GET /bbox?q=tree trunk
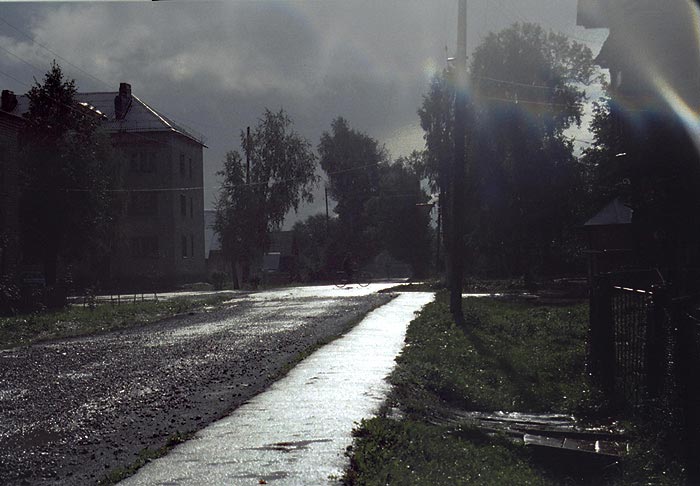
[230,259,240,290]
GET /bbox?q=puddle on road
[252,439,333,453]
[119,292,434,486]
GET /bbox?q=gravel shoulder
[0,290,393,485]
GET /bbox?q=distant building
[7,83,207,288]
[82,83,207,287]
[0,90,23,278]
[204,209,299,285]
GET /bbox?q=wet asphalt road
[120,292,434,486]
[0,285,394,485]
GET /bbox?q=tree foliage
[419,23,595,277]
[317,117,433,277]
[365,152,433,278]
[215,109,317,285]
[19,61,115,285]
[580,98,626,211]
[292,214,341,281]
[318,117,386,263]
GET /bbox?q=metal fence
[589,270,700,479]
[611,285,652,404]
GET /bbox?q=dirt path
[0,289,392,485]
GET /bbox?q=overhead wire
[0,14,211,138]
[0,14,112,89]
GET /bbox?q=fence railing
[589,270,700,479]
[589,271,680,406]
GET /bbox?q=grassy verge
[0,294,231,349]
[343,292,682,485]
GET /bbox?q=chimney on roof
[1,90,17,112]
[114,82,132,120]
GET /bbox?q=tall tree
[418,69,454,272]
[580,98,626,211]
[468,23,594,277]
[318,117,386,263]
[365,152,433,278]
[419,23,595,278]
[292,214,342,281]
[215,108,317,287]
[19,61,115,286]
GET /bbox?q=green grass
[345,418,549,486]
[390,294,592,419]
[343,292,644,485]
[0,294,231,349]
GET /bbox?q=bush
[0,276,20,316]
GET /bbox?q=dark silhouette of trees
[317,117,432,278]
[292,214,341,281]
[365,152,432,278]
[215,108,317,288]
[19,61,115,286]
[318,117,386,265]
[419,23,596,278]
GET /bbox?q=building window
[189,196,193,218]
[180,194,187,217]
[188,158,193,179]
[190,234,194,258]
[131,236,159,258]
[130,152,156,173]
[128,191,158,216]
[179,153,186,177]
[181,235,188,258]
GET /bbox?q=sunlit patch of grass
[0,295,231,349]
[344,418,550,486]
[342,292,602,485]
[344,292,686,484]
[390,294,592,417]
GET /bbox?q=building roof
[7,89,205,146]
[584,197,633,226]
[80,92,205,146]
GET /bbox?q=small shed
[583,197,636,279]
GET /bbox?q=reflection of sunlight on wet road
[119,292,434,486]
[246,282,398,301]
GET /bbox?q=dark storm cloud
[0,1,599,223]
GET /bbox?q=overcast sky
[0,1,607,226]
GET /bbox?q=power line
[489,0,601,45]
[0,15,211,137]
[474,75,580,92]
[223,162,385,190]
[0,67,29,88]
[25,185,204,194]
[0,14,112,90]
[0,43,48,75]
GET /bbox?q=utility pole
[448,0,467,325]
[325,185,330,234]
[245,126,251,184]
